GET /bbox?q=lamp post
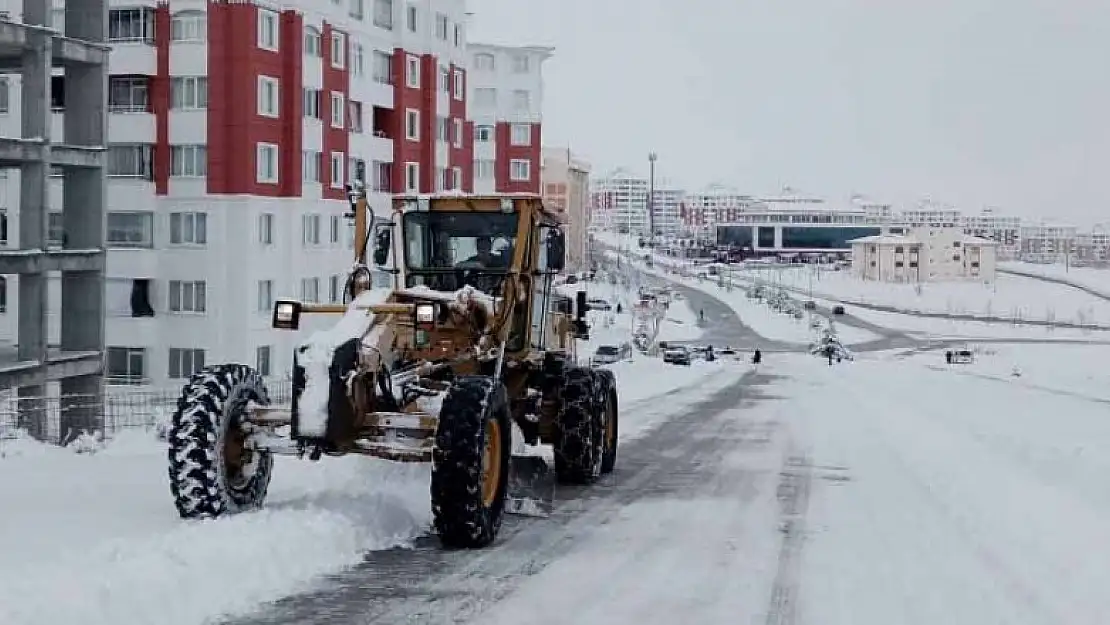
[648,152,657,244]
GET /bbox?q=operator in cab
[461,236,508,269]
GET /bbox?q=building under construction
[0,1,107,442]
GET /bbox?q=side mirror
[373,227,391,266]
[547,229,566,272]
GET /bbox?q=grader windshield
[402,211,520,295]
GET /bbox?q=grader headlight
[272,300,302,330]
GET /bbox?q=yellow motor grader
[166,184,619,548]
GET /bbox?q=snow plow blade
[506,454,555,517]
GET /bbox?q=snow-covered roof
[847,235,921,245]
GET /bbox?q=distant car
[946,349,974,364]
[591,344,630,366]
[718,346,738,356]
[663,345,692,366]
[587,298,612,311]
[565,275,578,284]
[803,300,817,310]
[832,305,846,315]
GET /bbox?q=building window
[303,88,321,119]
[330,152,345,188]
[106,347,146,385]
[474,88,496,108]
[348,100,364,132]
[474,159,494,179]
[330,215,341,243]
[302,214,321,245]
[0,77,8,114]
[168,280,207,313]
[169,348,206,379]
[330,31,346,68]
[257,280,273,312]
[0,210,7,245]
[405,162,419,192]
[0,276,5,313]
[474,52,495,70]
[107,76,149,113]
[512,89,530,111]
[453,118,463,147]
[512,54,529,73]
[256,346,272,376]
[106,212,154,248]
[108,8,154,43]
[510,123,530,146]
[170,76,207,110]
[107,144,153,178]
[349,0,365,20]
[454,24,460,46]
[451,166,461,190]
[474,125,493,142]
[437,116,449,142]
[406,54,420,88]
[406,3,417,31]
[373,0,393,29]
[329,274,340,302]
[301,277,321,302]
[405,108,419,140]
[510,159,530,181]
[453,70,464,100]
[348,156,366,183]
[257,8,279,51]
[257,75,279,117]
[350,42,365,76]
[330,92,345,128]
[258,213,273,244]
[302,150,322,182]
[370,160,392,192]
[171,10,206,41]
[304,26,321,56]
[170,145,206,177]
[372,50,392,84]
[435,13,448,39]
[169,212,207,245]
[257,143,279,183]
[438,65,450,92]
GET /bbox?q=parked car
[587,298,612,311]
[803,300,817,310]
[591,343,631,366]
[663,345,692,366]
[832,305,846,315]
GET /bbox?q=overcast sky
[467,0,1110,226]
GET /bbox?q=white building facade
[590,169,648,235]
[467,42,551,194]
[540,146,590,270]
[0,0,483,390]
[850,226,997,283]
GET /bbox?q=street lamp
[648,152,657,244]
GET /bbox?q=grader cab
[166,185,619,548]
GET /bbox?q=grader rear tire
[167,364,273,519]
[595,369,619,474]
[431,376,511,548]
[553,367,603,484]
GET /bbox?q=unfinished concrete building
[0,1,107,442]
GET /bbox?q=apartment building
[540,146,589,270]
[1019,222,1077,263]
[682,185,758,240]
[590,169,648,235]
[962,208,1021,259]
[0,0,475,390]
[467,42,551,193]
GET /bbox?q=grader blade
[506,454,555,517]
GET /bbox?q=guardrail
[0,377,294,445]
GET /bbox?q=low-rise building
[849,226,997,282]
[541,147,589,270]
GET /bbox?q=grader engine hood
[290,285,502,442]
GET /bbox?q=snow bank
[0,430,430,625]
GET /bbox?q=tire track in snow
[227,367,786,625]
[765,448,813,625]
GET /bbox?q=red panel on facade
[320,22,348,200]
[462,121,474,192]
[152,3,170,195]
[419,54,437,193]
[390,48,423,193]
[206,2,301,196]
[495,122,542,193]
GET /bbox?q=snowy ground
[845,305,1110,341]
[1001,261,1110,297]
[476,345,1110,624]
[0,277,727,625]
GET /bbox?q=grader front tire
[596,369,619,475]
[167,364,274,519]
[431,376,512,548]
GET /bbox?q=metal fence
[0,377,294,445]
